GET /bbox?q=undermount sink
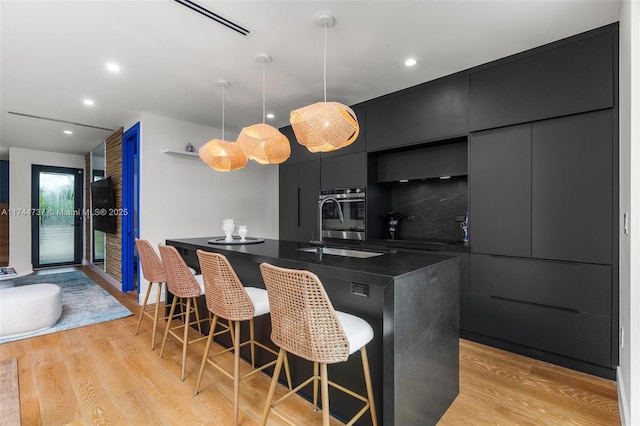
[298,247,385,258]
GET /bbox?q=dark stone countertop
[166,237,457,287]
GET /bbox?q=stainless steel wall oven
[320,187,365,240]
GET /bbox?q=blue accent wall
[0,160,8,203]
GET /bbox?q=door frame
[31,165,84,268]
[121,122,140,292]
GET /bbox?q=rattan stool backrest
[196,250,254,321]
[135,239,166,283]
[158,244,201,298]
[259,262,349,364]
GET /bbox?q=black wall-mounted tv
[91,176,116,234]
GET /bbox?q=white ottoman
[0,283,62,339]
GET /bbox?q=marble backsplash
[387,176,468,242]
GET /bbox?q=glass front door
[31,165,83,268]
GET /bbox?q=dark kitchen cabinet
[469,254,613,367]
[279,164,299,242]
[468,293,611,368]
[531,110,613,264]
[320,152,367,190]
[470,254,611,316]
[366,75,469,151]
[278,159,320,243]
[469,31,613,131]
[469,124,531,257]
[376,140,468,182]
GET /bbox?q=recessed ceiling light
[63,130,73,135]
[439,176,451,180]
[106,63,121,73]
[404,58,417,67]
[83,99,95,106]
[266,113,275,119]
[399,179,409,183]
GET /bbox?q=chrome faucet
[311,196,344,253]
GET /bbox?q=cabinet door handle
[487,254,587,266]
[489,295,580,314]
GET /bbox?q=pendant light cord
[221,84,225,140]
[323,22,327,103]
[262,59,266,124]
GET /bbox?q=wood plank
[0,358,21,426]
[33,361,81,425]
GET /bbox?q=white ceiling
[0,0,621,159]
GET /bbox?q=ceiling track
[8,112,115,132]
[173,0,251,36]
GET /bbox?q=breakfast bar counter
[167,237,459,425]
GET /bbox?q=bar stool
[259,262,378,426]
[135,239,198,350]
[194,250,291,426]
[158,244,210,381]
[134,238,168,350]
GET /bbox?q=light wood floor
[0,266,620,425]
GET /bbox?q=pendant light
[290,13,359,153]
[237,54,291,164]
[199,80,248,172]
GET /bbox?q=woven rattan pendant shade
[237,54,290,164]
[199,139,248,172]
[290,13,359,153]
[199,80,247,172]
[290,101,359,153]
[236,123,291,164]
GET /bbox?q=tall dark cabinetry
[469,125,531,257]
[469,31,613,131]
[278,160,320,243]
[467,26,617,376]
[531,110,613,264]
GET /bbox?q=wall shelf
[162,149,199,158]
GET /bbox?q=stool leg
[135,280,153,335]
[195,314,219,395]
[320,362,330,426]
[159,296,178,359]
[283,352,292,390]
[249,318,256,369]
[181,297,192,381]
[192,297,202,334]
[261,348,285,426]
[151,282,163,350]
[361,346,378,426]
[313,361,319,411]
[233,320,242,425]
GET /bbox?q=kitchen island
[167,237,459,425]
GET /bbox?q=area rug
[0,271,133,344]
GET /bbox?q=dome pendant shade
[290,102,359,153]
[237,123,291,164]
[199,139,248,172]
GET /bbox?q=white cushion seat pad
[244,287,270,317]
[193,274,205,295]
[335,311,374,355]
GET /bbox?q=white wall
[137,112,279,303]
[8,147,86,272]
[618,1,639,424]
